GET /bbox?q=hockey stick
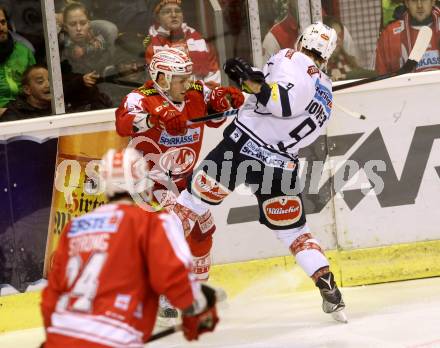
[333,26,432,92]
[188,108,239,124]
[188,102,366,124]
[148,324,183,343]
[147,287,228,343]
[189,26,431,124]
[334,101,366,120]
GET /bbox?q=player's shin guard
[289,232,329,277]
[192,252,211,282]
[187,214,215,281]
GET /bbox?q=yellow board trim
[1,240,440,333]
[0,292,42,333]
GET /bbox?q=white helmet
[100,148,151,198]
[149,47,193,90]
[298,22,337,61]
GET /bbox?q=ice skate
[157,295,179,327]
[316,272,348,323]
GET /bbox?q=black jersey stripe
[279,85,292,117]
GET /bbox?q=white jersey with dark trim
[236,49,333,157]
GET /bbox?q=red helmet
[100,148,151,198]
[149,47,193,90]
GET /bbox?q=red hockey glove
[151,105,188,136]
[209,86,245,112]
[182,284,219,341]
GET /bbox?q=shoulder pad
[138,86,159,96]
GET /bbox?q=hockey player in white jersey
[171,22,347,323]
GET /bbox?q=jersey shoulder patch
[285,49,295,59]
[307,65,320,77]
[188,81,204,93]
[138,86,159,97]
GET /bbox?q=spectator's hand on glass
[83,71,99,87]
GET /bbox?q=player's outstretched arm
[224,57,294,118]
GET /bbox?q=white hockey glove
[132,112,153,133]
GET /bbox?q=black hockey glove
[223,57,265,91]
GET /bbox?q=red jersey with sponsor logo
[41,202,197,348]
[115,80,225,191]
[375,8,440,74]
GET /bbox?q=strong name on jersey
[41,203,197,348]
[235,49,333,157]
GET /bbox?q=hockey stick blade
[334,102,366,120]
[408,26,432,62]
[334,26,432,92]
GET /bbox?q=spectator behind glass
[324,17,376,81]
[59,2,112,110]
[0,6,36,108]
[262,0,361,64]
[0,64,55,122]
[375,0,440,74]
[145,0,221,85]
[262,0,300,62]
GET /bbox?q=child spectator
[145,0,221,84]
[375,0,440,74]
[0,6,35,107]
[1,64,53,122]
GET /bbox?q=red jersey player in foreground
[115,48,243,321]
[40,148,219,347]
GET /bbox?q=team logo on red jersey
[159,147,196,175]
[263,196,302,227]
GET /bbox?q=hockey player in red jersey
[40,148,219,347]
[115,47,243,319]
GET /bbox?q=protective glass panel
[0,1,53,122]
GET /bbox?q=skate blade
[331,309,348,323]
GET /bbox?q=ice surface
[1,274,439,348]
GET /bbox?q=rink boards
[1,71,440,333]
